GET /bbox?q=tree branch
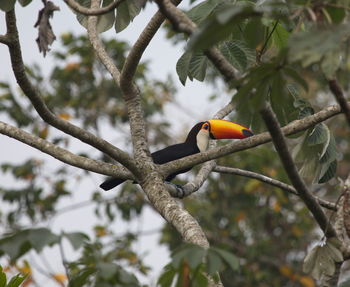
[121,0,181,86]
[155,0,238,82]
[0,120,132,179]
[213,165,337,211]
[260,104,336,238]
[4,9,137,175]
[0,34,11,45]
[328,79,350,127]
[64,0,125,15]
[161,103,343,181]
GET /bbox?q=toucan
[100,120,253,191]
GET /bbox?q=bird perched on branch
[100,120,253,191]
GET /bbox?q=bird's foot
[165,181,185,198]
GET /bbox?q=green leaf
[27,228,59,252]
[188,3,258,51]
[284,67,308,91]
[176,51,193,85]
[211,247,239,271]
[186,246,206,269]
[0,228,59,261]
[307,124,328,146]
[63,232,89,250]
[206,249,224,275]
[158,264,176,287]
[188,52,208,82]
[326,238,343,263]
[320,134,337,164]
[0,0,16,12]
[272,23,289,49]
[6,274,26,287]
[18,0,32,7]
[115,0,144,33]
[76,0,116,33]
[0,270,6,287]
[220,40,254,71]
[318,160,337,184]
[325,6,346,24]
[97,262,118,280]
[187,0,220,24]
[303,241,340,281]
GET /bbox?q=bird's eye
[203,124,209,130]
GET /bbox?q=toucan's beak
[208,120,253,139]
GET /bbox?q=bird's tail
[100,177,125,191]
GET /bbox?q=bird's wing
[151,143,199,164]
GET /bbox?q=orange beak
[208,120,253,139]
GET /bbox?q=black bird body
[100,120,253,191]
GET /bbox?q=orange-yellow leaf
[299,276,315,287]
[272,201,281,213]
[53,273,67,284]
[64,63,80,71]
[58,113,71,121]
[235,211,246,222]
[279,265,292,277]
[39,126,49,139]
[292,226,303,237]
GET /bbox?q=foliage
[0,265,27,287]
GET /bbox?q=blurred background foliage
[0,0,350,286]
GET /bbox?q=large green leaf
[63,232,89,250]
[206,249,224,275]
[76,0,116,33]
[176,51,193,85]
[220,40,255,71]
[0,268,6,287]
[188,52,208,82]
[186,0,221,24]
[188,3,259,51]
[115,0,145,33]
[6,274,27,287]
[303,239,343,280]
[210,247,239,271]
[307,124,329,146]
[0,228,59,261]
[0,0,16,12]
[288,23,350,72]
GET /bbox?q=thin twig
[258,20,279,62]
[260,104,336,238]
[328,79,350,127]
[213,165,336,211]
[64,0,125,15]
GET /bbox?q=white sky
[0,1,231,286]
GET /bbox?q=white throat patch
[196,129,209,152]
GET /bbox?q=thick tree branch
[155,0,238,82]
[87,0,151,171]
[64,0,125,15]
[161,103,343,180]
[0,120,132,180]
[260,104,336,238]
[213,165,336,211]
[4,9,137,175]
[328,79,350,127]
[0,34,11,45]
[121,0,181,86]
